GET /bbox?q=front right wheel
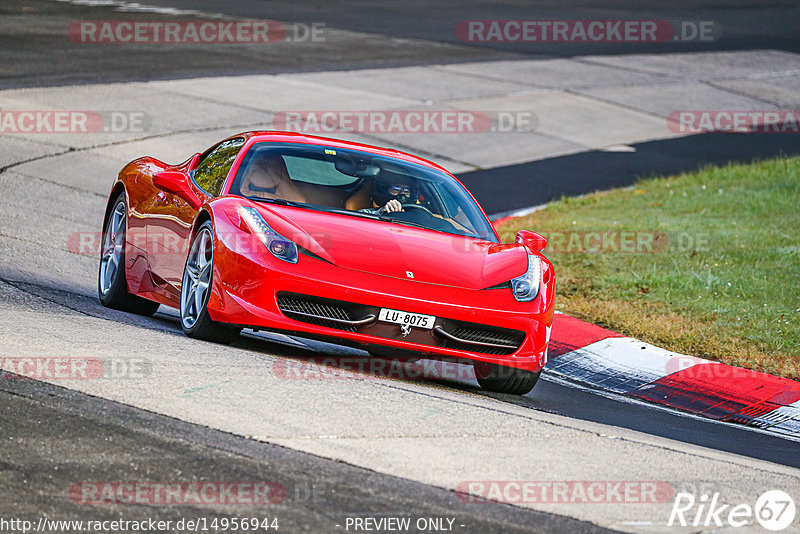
[474,361,540,395]
[180,221,241,344]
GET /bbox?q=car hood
[257,204,528,290]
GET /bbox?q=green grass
[498,156,800,379]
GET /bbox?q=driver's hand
[380,199,403,213]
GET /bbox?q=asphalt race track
[1,1,799,533]
[466,132,800,216]
[0,370,611,534]
[5,0,800,89]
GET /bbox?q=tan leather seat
[240,154,307,203]
[345,179,374,211]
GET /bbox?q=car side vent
[277,293,376,333]
[435,324,524,355]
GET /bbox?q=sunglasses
[388,184,413,196]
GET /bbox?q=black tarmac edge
[0,372,617,534]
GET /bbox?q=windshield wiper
[329,208,437,229]
[332,208,485,238]
[329,209,388,221]
[250,197,305,208]
[328,209,438,231]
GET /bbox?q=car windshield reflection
[230,143,497,242]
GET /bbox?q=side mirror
[153,170,202,210]
[515,230,547,252]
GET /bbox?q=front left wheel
[98,193,160,316]
[180,221,241,344]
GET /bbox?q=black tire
[474,361,540,395]
[98,192,160,316]
[179,220,241,344]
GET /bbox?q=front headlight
[510,255,541,302]
[239,206,298,263]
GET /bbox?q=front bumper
[207,216,554,372]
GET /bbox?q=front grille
[277,295,359,332]
[276,292,525,355]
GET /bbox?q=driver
[361,175,419,215]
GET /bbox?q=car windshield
[229,143,497,242]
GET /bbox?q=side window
[193,137,245,196]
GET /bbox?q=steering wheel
[401,203,433,216]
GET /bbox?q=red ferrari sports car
[99,131,554,394]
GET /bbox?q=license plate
[378,308,436,330]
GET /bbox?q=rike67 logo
[669,490,796,531]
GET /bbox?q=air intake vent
[435,324,524,355]
[277,295,360,332]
